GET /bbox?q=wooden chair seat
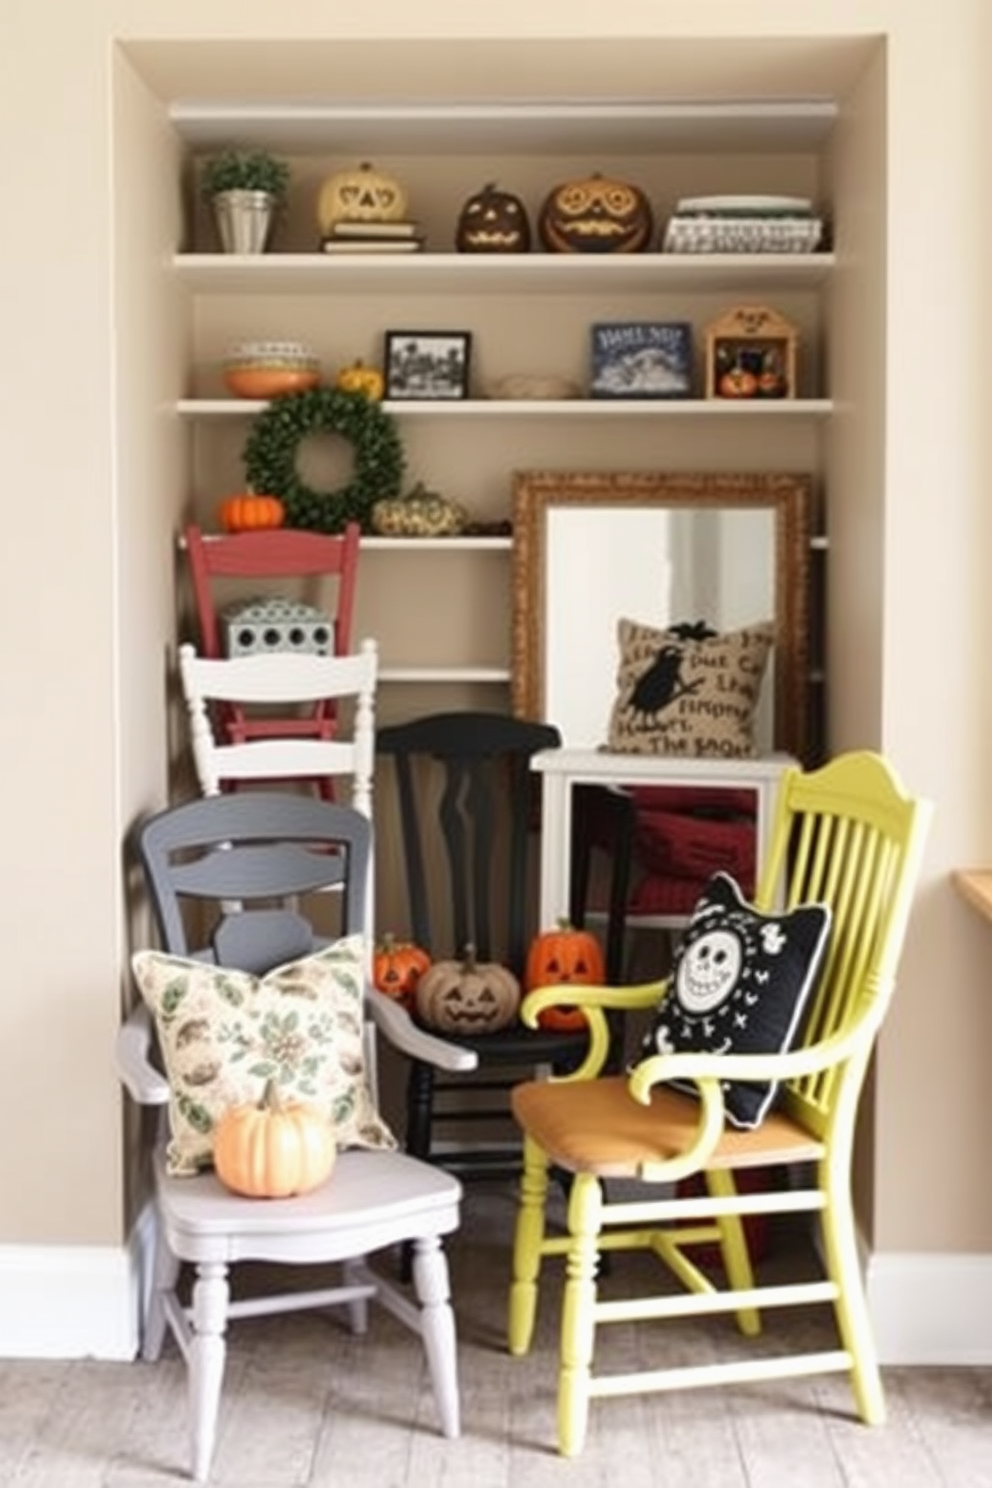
[153,1146,461,1261]
[511,1074,823,1180]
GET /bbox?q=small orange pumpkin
[218,489,286,533]
[525,918,605,1031]
[213,1079,336,1199]
[372,932,431,1010]
[717,367,759,399]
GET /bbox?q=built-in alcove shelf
[177,397,833,419]
[175,95,836,709]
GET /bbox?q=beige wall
[1,0,990,1297]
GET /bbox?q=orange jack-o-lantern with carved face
[414,945,520,1035]
[372,933,431,1011]
[317,161,408,234]
[525,919,605,1031]
[456,182,532,253]
[539,172,654,254]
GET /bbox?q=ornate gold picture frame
[510,470,813,760]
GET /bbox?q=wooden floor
[3,1181,992,1487]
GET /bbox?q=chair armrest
[366,987,479,1073]
[629,1003,877,1101]
[116,1003,171,1107]
[623,1003,881,1182]
[519,979,666,1080]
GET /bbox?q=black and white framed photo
[383,330,472,400]
[589,321,693,399]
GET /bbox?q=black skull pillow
[639,871,832,1128]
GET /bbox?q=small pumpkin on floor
[525,918,605,1031]
[213,1079,336,1198]
[415,943,520,1034]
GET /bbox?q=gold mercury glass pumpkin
[371,481,467,537]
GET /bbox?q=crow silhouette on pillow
[630,621,716,714]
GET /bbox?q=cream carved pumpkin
[414,944,520,1035]
[317,161,409,233]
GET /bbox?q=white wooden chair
[178,638,378,817]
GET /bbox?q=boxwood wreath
[242,387,405,533]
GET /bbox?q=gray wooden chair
[117,790,474,1482]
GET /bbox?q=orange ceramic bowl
[223,365,322,398]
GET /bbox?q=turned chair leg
[411,1234,460,1438]
[142,1222,179,1362]
[188,1261,230,1484]
[400,1060,437,1283]
[707,1168,761,1336]
[508,1134,552,1356]
[821,1164,886,1424]
[558,1172,602,1457]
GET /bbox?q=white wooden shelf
[361,536,511,552]
[174,251,835,297]
[378,665,510,684]
[178,397,833,419]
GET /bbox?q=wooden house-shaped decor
[704,304,798,400]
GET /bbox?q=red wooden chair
[183,523,361,796]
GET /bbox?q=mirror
[510,471,812,760]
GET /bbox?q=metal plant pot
[212,189,278,254]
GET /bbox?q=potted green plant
[200,149,290,254]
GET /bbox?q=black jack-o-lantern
[455,182,532,253]
[538,172,654,254]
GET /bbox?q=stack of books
[662,195,823,255]
[320,220,425,254]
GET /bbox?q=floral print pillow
[131,934,395,1176]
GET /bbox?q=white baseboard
[3,1218,992,1365]
[0,1205,155,1361]
[868,1251,992,1365]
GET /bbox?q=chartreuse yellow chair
[507,751,932,1456]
